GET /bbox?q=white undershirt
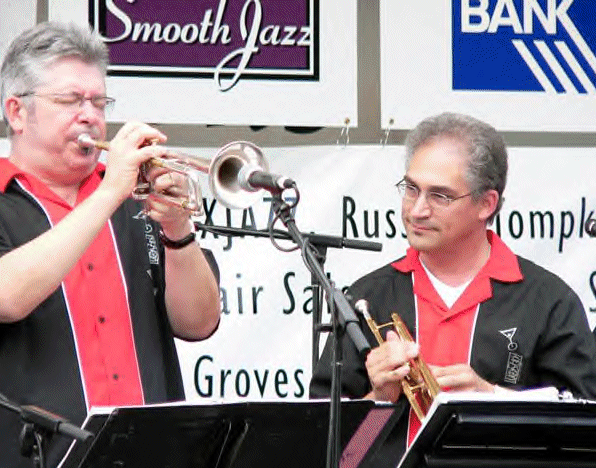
[420,261,473,309]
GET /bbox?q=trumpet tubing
[355,300,440,421]
[77,134,269,212]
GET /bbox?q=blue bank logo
[453,0,596,93]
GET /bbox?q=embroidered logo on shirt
[133,209,147,220]
[143,220,160,266]
[132,210,160,266]
[504,352,523,384]
[499,327,518,351]
[500,327,522,384]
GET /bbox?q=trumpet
[77,134,269,215]
[354,299,441,421]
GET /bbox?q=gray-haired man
[311,112,596,468]
[0,22,220,468]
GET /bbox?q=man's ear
[479,189,499,222]
[4,96,27,135]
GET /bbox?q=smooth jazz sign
[49,0,357,126]
[380,0,596,131]
[92,0,318,92]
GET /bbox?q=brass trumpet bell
[208,141,269,210]
[355,300,441,421]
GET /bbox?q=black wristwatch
[158,229,196,249]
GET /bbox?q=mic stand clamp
[19,419,49,468]
[267,193,370,468]
[0,395,93,468]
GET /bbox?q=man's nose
[76,100,103,123]
[409,193,432,217]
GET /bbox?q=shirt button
[98,316,106,324]
[113,374,119,381]
[87,263,94,271]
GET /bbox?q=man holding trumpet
[0,22,220,467]
[311,112,596,467]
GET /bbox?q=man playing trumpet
[310,112,596,467]
[0,22,220,468]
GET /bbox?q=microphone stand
[0,393,93,468]
[193,222,381,372]
[204,190,371,468]
[268,193,371,468]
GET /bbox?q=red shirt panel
[0,159,144,408]
[392,232,523,444]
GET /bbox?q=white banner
[177,144,596,402]
[1,140,595,400]
[47,0,357,127]
[0,0,36,60]
[380,0,596,131]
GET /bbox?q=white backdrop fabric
[0,0,36,60]
[177,144,596,402]
[1,141,595,401]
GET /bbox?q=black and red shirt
[0,159,144,408]
[310,232,596,468]
[0,160,218,468]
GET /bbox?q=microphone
[238,165,295,193]
[21,405,94,441]
[586,217,596,237]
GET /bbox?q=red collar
[391,230,523,283]
[0,159,27,193]
[0,158,106,204]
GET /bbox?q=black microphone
[21,405,94,441]
[238,165,295,193]
[585,217,596,237]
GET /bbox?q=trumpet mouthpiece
[77,133,95,148]
[354,299,371,319]
[77,134,110,151]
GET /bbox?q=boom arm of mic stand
[194,222,383,252]
[0,395,93,442]
[194,222,378,369]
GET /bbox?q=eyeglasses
[17,91,115,113]
[395,178,473,209]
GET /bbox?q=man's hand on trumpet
[430,363,495,393]
[364,330,420,402]
[365,336,496,401]
[98,121,167,205]
[145,166,196,239]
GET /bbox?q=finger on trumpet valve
[76,134,266,212]
[356,298,441,419]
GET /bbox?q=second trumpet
[77,134,269,215]
[355,299,441,421]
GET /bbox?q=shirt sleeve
[534,286,596,400]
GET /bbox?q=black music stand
[59,400,401,468]
[398,393,596,468]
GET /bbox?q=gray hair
[404,112,508,224]
[1,21,109,136]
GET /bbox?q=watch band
[158,229,196,249]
